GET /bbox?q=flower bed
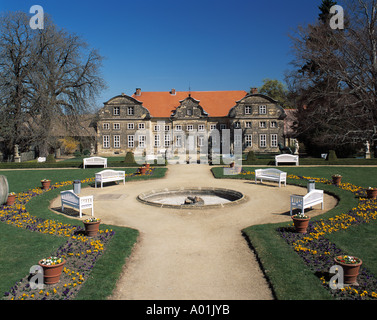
[277,174,377,300]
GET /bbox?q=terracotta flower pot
[334,257,362,285]
[41,180,51,190]
[292,217,311,234]
[83,220,101,237]
[38,259,66,285]
[6,194,16,206]
[139,166,147,175]
[332,176,342,186]
[366,188,377,199]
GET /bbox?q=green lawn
[0,167,166,300]
[213,166,377,300]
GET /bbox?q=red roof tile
[131,90,248,117]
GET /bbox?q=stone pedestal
[365,152,371,159]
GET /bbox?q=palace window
[234,122,241,129]
[128,135,134,148]
[220,124,227,130]
[198,136,205,147]
[165,125,170,131]
[245,106,252,114]
[176,136,182,147]
[187,109,193,116]
[127,123,134,130]
[260,121,267,129]
[187,125,194,131]
[245,135,253,147]
[259,134,267,148]
[198,124,205,131]
[245,122,252,128]
[127,106,134,115]
[234,134,242,148]
[114,135,120,148]
[103,123,110,130]
[175,125,182,131]
[259,105,267,115]
[271,134,278,148]
[271,121,277,128]
[113,107,120,116]
[164,135,171,147]
[210,124,217,131]
[103,135,110,148]
[113,123,120,130]
[154,135,160,147]
[138,123,145,129]
[154,125,160,132]
[138,135,146,148]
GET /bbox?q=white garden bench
[255,169,287,187]
[275,154,299,166]
[290,190,324,216]
[61,190,94,218]
[83,157,107,169]
[37,157,46,163]
[95,169,125,188]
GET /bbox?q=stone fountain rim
[137,187,247,210]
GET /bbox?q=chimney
[251,88,258,95]
[135,88,141,96]
[170,88,176,95]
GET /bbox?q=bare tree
[287,0,377,156]
[0,11,106,157]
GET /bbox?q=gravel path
[51,165,337,300]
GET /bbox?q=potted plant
[292,212,311,234]
[41,179,51,190]
[83,217,101,237]
[334,255,363,285]
[144,163,150,170]
[332,174,342,186]
[366,187,377,199]
[6,192,16,206]
[139,166,147,175]
[38,256,66,285]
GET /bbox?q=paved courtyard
[51,165,338,300]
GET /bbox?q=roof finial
[188,82,191,97]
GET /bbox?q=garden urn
[139,166,147,175]
[366,188,377,199]
[83,219,101,237]
[292,216,311,234]
[332,175,342,186]
[6,193,16,206]
[334,256,362,285]
[41,179,51,190]
[38,258,66,285]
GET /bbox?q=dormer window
[245,106,252,114]
[113,107,120,116]
[187,109,193,116]
[259,105,267,115]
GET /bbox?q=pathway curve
[51,165,338,300]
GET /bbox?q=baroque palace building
[94,88,287,159]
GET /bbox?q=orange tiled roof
[131,90,248,117]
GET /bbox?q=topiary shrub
[327,150,338,163]
[124,152,136,164]
[46,154,56,163]
[246,151,257,163]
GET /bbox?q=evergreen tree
[318,0,337,23]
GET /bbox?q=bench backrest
[96,170,124,177]
[256,169,285,176]
[61,190,79,203]
[304,190,323,202]
[276,154,298,161]
[84,157,106,163]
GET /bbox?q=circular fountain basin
[137,187,245,209]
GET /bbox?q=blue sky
[0,0,323,108]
